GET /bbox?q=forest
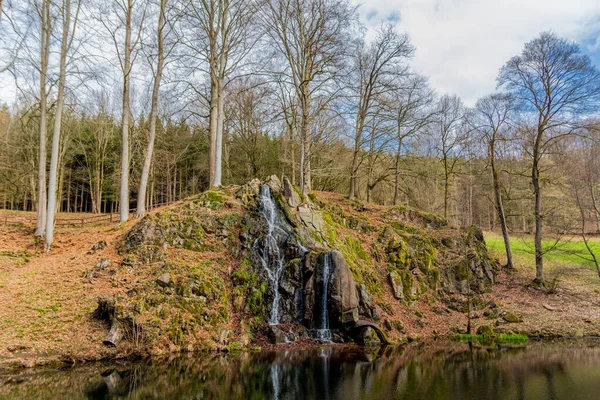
[1,0,600,287]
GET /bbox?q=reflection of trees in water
[3,342,600,399]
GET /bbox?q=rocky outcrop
[329,250,360,326]
[112,175,499,351]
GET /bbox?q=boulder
[247,178,261,195]
[94,258,112,271]
[476,325,495,336]
[357,283,380,319]
[266,325,288,344]
[502,311,523,323]
[156,273,172,288]
[283,177,302,208]
[265,175,282,193]
[355,326,381,346]
[91,241,107,251]
[329,250,359,326]
[388,271,404,300]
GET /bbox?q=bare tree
[497,32,600,285]
[472,93,515,269]
[34,0,52,236]
[347,23,413,200]
[388,74,434,205]
[45,0,80,250]
[183,0,259,188]
[435,94,466,221]
[137,0,168,218]
[99,0,146,222]
[262,0,354,195]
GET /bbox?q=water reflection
[2,341,600,399]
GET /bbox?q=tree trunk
[532,145,544,284]
[491,146,514,269]
[300,92,311,195]
[137,0,166,218]
[349,123,361,200]
[45,0,72,251]
[214,75,225,187]
[119,0,133,223]
[443,160,450,221]
[393,146,401,206]
[35,0,51,237]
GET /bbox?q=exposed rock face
[246,178,381,339]
[329,250,360,326]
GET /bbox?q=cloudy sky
[1,1,599,106]
[354,0,600,105]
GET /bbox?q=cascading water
[255,185,288,325]
[254,183,333,340]
[313,252,333,341]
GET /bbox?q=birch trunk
[137,0,166,217]
[119,0,133,223]
[35,0,51,237]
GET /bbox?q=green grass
[485,233,600,270]
[455,333,529,344]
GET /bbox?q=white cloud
[353,0,600,105]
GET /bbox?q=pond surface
[2,341,600,399]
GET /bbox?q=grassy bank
[485,232,600,272]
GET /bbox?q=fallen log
[103,318,123,347]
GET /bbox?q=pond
[2,340,600,399]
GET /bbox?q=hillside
[1,177,600,370]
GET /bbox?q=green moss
[344,235,369,261]
[196,190,227,208]
[232,254,267,317]
[426,267,441,290]
[454,333,528,344]
[320,211,339,244]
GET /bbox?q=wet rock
[156,273,172,288]
[332,332,345,343]
[265,325,304,344]
[388,271,404,300]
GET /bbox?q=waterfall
[314,252,332,341]
[255,185,288,325]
